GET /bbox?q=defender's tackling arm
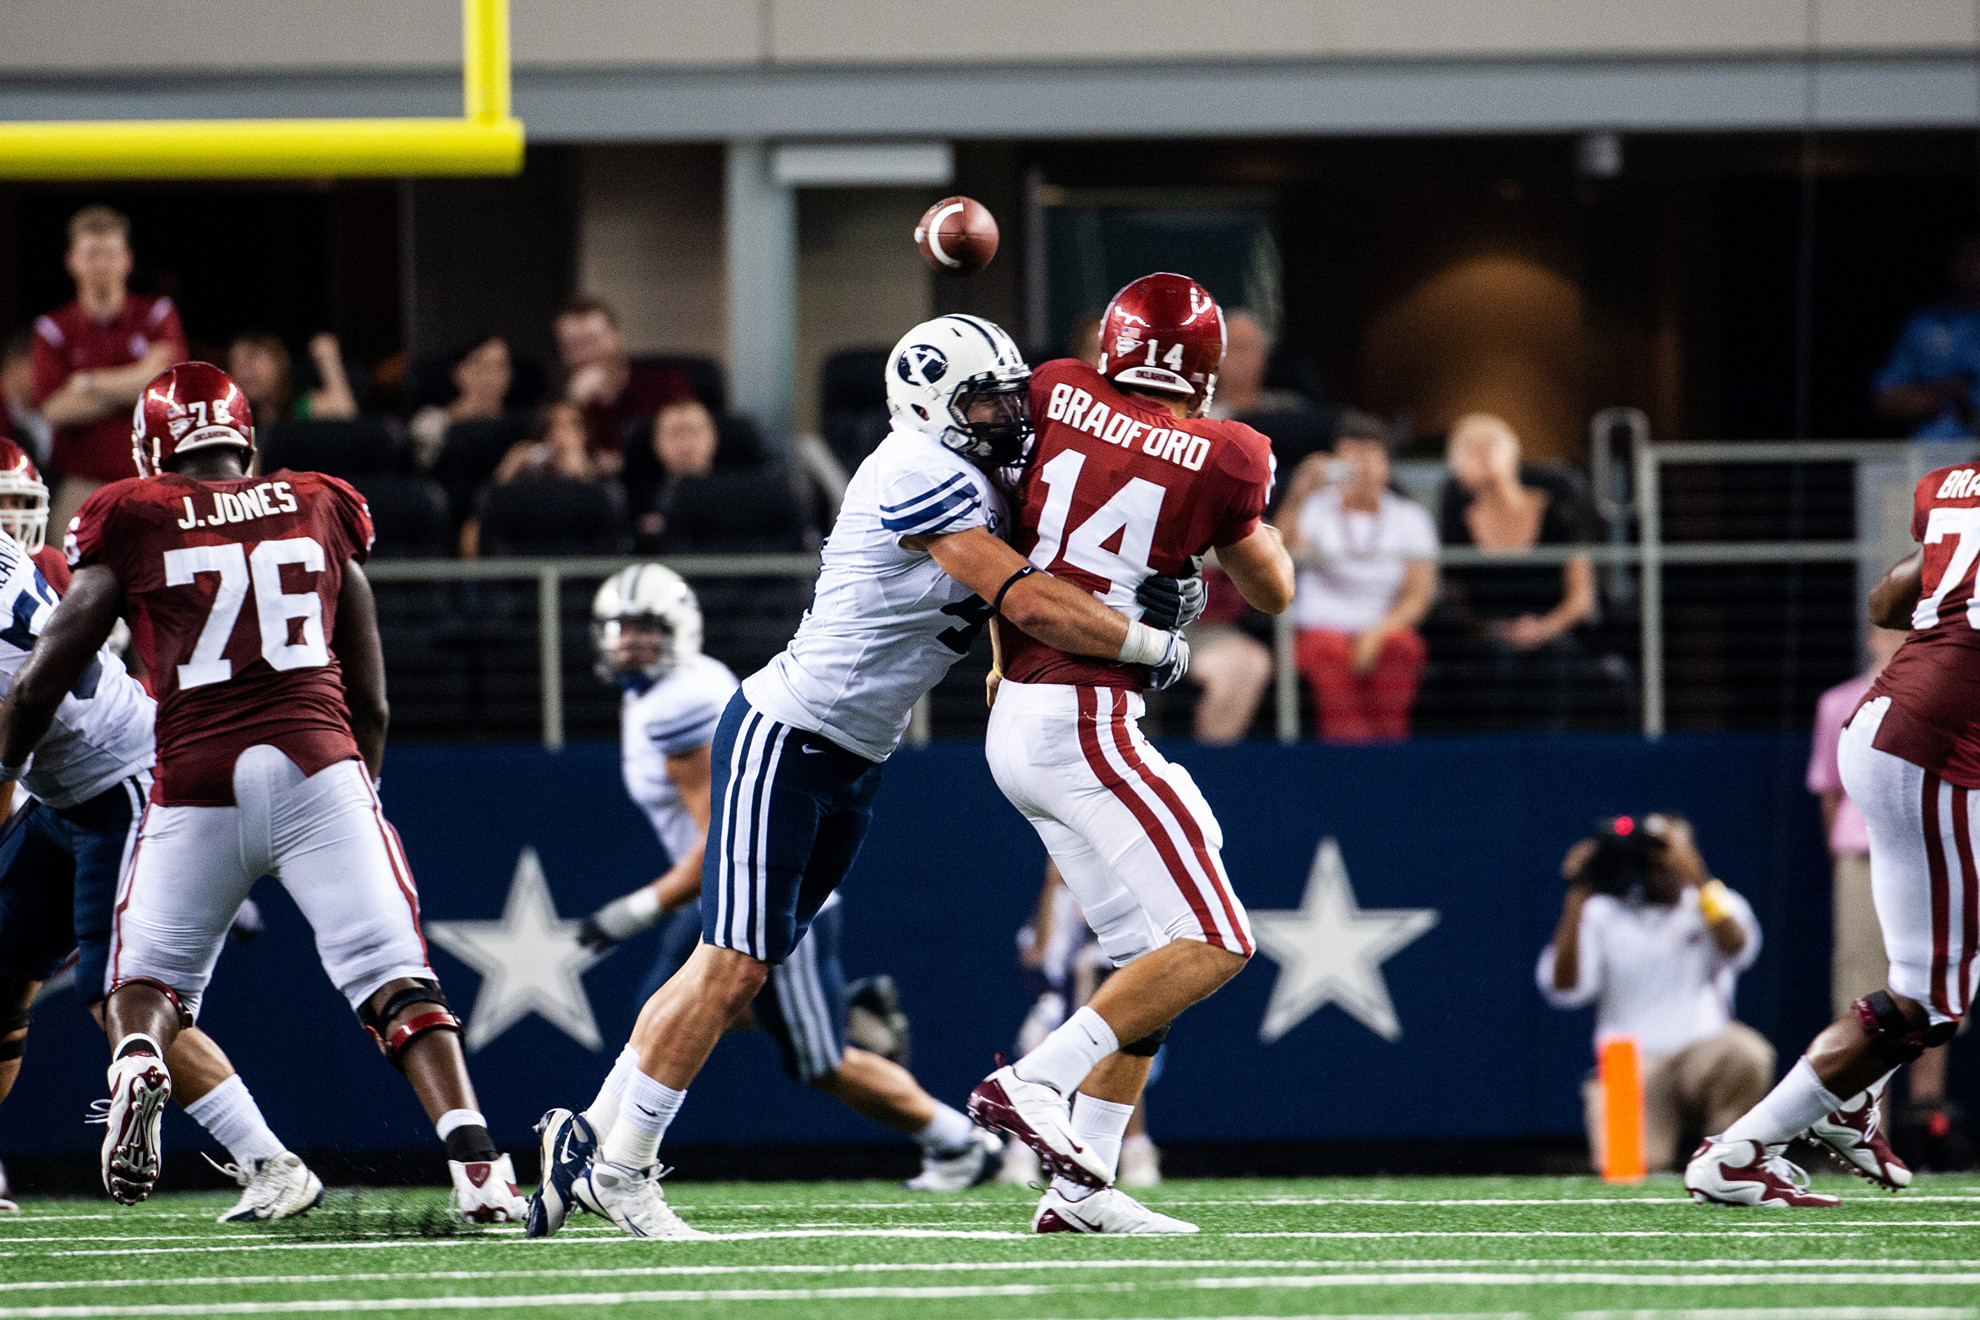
[0,564,123,774]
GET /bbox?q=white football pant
[987,680,1252,964]
[1839,697,1980,1025]
[108,745,432,1018]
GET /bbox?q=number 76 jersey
[1001,357,1273,690]
[66,469,374,807]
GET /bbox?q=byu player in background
[566,566,999,1209]
[530,315,1195,1239]
[0,440,322,1223]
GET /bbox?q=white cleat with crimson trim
[98,1051,172,1205]
[449,1154,527,1224]
[1684,1138,1841,1208]
[1807,1089,1912,1191]
[1032,1185,1198,1234]
[967,1064,1112,1188]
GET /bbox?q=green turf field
[2,1173,1978,1317]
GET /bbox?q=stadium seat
[1240,408,1339,496]
[346,474,453,558]
[656,471,811,554]
[616,410,770,475]
[404,351,547,413]
[819,347,892,468]
[477,478,627,557]
[436,415,529,521]
[259,418,401,478]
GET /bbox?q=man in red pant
[1277,415,1436,742]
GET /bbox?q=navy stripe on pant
[701,692,883,965]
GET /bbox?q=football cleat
[903,1126,1003,1192]
[211,1152,325,1224]
[967,1064,1112,1188]
[96,1052,172,1205]
[572,1159,710,1240]
[1684,1138,1842,1208]
[1033,1185,1198,1234]
[1117,1133,1162,1188]
[1808,1086,1912,1192]
[526,1107,597,1238]
[449,1154,526,1224]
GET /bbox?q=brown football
[915,195,999,276]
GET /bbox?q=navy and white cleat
[526,1108,597,1239]
[903,1126,1004,1192]
[212,1152,325,1224]
[572,1160,709,1240]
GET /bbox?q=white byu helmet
[884,314,1032,466]
[592,563,703,690]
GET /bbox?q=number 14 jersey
[1866,463,1980,788]
[1002,358,1273,690]
[67,470,374,806]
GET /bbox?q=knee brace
[359,979,460,1063]
[107,976,192,1029]
[1853,990,1958,1067]
[1120,1022,1171,1057]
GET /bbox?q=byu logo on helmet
[897,344,949,388]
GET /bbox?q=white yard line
[3,1273,1980,1318]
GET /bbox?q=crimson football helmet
[131,362,254,478]
[1096,273,1226,415]
[0,440,48,552]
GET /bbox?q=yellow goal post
[0,0,524,179]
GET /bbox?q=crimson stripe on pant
[1073,686,1229,951]
[364,775,429,961]
[1924,771,1954,1017]
[1104,695,1252,957]
[106,803,152,986]
[1959,785,1980,1017]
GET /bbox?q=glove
[1136,570,1207,631]
[580,885,664,953]
[1146,630,1192,692]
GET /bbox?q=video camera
[1576,814,1669,897]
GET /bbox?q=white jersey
[622,653,739,862]
[743,426,1006,762]
[0,535,153,809]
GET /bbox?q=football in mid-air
[915,196,999,276]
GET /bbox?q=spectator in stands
[1278,413,1438,742]
[1808,626,1972,1168]
[1876,235,1980,439]
[1436,414,1599,728]
[553,296,693,472]
[459,401,602,557]
[1,330,51,468]
[1538,813,1772,1173]
[1207,311,1310,421]
[629,398,719,549]
[408,334,512,469]
[226,331,359,424]
[31,205,186,530]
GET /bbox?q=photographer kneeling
[1537,814,1774,1172]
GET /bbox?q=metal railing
[371,436,1965,748]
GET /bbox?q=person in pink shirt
[1810,625,1968,1167]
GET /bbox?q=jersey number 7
[164,536,330,689]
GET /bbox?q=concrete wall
[2,0,1972,73]
[571,146,932,434]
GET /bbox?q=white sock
[1722,1057,1845,1146]
[600,1068,686,1170]
[435,1108,485,1143]
[915,1102,976,1154]
[1050,1092,1135,1199]
[583,1045,640,1137]
[181,1075,286,1166]
[1012,1007,1118,1096]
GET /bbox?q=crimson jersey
[1002,359,1273,689]
[32,295,186,481]
[66,469,374,806]
[1865,464,1980,788]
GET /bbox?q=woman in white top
[1274,415,1438,742]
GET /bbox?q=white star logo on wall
[425,847,607,1053]
[1251,837,1438,1044]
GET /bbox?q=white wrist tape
[1115,620,1172,667]
[596,885,665,940]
